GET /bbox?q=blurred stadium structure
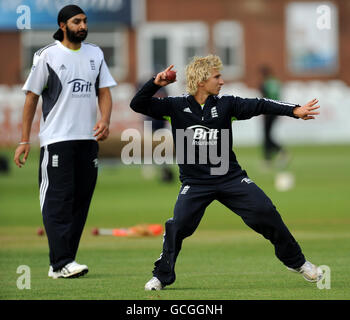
[0,0,349,149]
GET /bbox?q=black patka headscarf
[53,5,85,41]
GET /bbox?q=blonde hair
[185,54,223,95]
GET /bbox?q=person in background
[259,65,289,169]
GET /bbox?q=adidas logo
[241,177,253,184]
[180,185,190,194]
[59,64,66,71]
[183,107,192,113]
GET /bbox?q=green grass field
[0,144,349,300]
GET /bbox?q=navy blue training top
[130,79,299,185]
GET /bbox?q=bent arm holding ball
[153,65,177,87]
[130,65,177,119]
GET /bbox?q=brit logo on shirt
[90,60,95,70]
[211,106,218,118]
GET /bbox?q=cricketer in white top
[22,40,117,147]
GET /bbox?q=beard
[66,25,88,43]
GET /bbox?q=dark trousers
[39,140,98,271]
[153,173,305,285]
[263,114,282,160]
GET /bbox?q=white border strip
[262,97,296,107]
[39,146,49,212]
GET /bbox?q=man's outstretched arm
[231,96,320,120]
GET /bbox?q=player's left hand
[93,120,110,141]
[293,98,320,120]
[14,144,30,168]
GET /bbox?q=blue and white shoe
[48,266,63,279]
[60,261,88,278]
[287,261,323,282]
[145,277,164,290]
[49,261,88,279]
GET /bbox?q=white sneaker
[60,261,89,278]
[48,266,63,279]
[287,261,323,282]
[145,277,164,291]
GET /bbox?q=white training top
[22,40,117,147]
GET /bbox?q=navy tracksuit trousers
[39,140,98,271]
[153,173,306,285]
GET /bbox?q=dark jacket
[130,78,298,184]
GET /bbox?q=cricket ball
[92,227,99,236]
[37,227,44,236]
[166,70,176,82]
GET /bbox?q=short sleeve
[98,57,117,89]
[22,53,49,95]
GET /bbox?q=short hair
[185,55,223,95]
